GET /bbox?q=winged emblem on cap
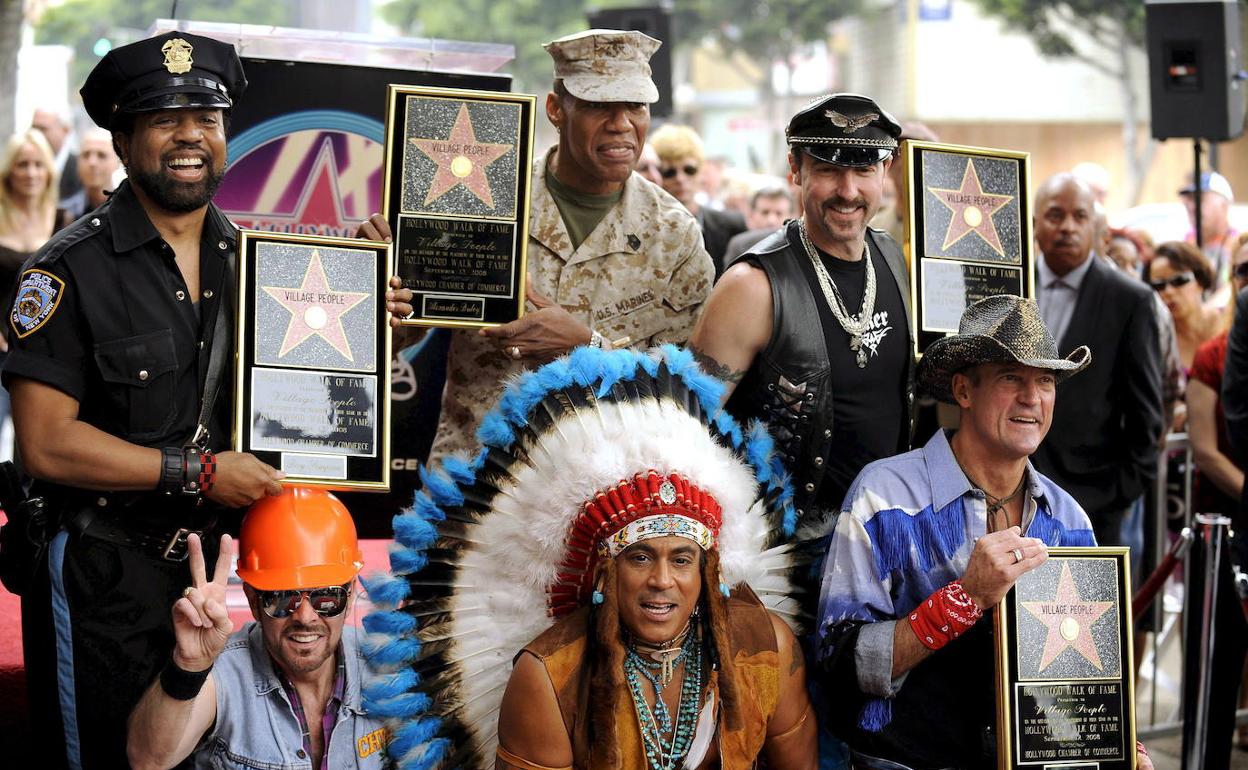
[825,110,878,133]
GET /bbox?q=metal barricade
[1135,432,1248,749]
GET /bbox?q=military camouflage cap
[786,93,901,168]
[917,295,1090,404]
[544,29,661,104]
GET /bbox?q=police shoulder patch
[11,269,65,338]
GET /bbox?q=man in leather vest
[689,93,915,527]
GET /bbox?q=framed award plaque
[234,230,392,491]
[902,141,1033,355]
[383,85,536,329]
[995,548,1136,769]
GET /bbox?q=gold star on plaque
[261,249,369,361]
[410,103,512,208]
[1021,563,1115,672]
[927,159,1014,257]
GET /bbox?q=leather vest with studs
[724,221,916,524]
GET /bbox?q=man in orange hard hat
[126,487,388,769]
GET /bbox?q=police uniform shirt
[4,178,234,451]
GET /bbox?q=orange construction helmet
[236,487,364,591]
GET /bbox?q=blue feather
[419,465,464,507]
[388,716,444,758]
[476,409,516,448]
[398,737,452,770]
[362,573,410,606]
[389,546,429,575]
[594,348,643,397]
[858,697,893,731]
[392,515,438,550]
[439,455,475,486]
[362,669,419,701]
[409,493,447,523]
[362,610,417,636]
[368,691,432,719]
[362,634,422,666]
[661,344,725,411]
[499,370,543,426]
[712,411,743,448]
[568,345,609,386]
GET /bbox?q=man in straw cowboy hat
[813,295,1154,770]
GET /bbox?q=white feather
[439,392,798,760]
[684,689,717,769]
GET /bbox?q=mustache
[283,620,328,636]
[824,196,866,210]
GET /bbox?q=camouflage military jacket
[431,149,713,457]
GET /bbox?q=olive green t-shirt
[544,166,623,251]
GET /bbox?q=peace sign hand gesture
[171,533,236,672]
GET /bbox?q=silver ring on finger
[182,586,195,598]
[1012,547,1023,564]
[509,345,521,360]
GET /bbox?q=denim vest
[193,623,388,769]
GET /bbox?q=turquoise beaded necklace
[625,623,705,770]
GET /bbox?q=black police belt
[65,492,218,563]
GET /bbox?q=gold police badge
[162,38,194,75]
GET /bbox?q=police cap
[786,93,901,168]
[81,32,247,130]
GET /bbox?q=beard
[129,160,224,214]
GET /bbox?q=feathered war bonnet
[360,346,802,770]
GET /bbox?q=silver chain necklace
[798,218,876,368]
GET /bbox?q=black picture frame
[234,229,392,491]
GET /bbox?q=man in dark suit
[1031,172,1163,557]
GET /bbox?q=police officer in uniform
[4,33,412,768]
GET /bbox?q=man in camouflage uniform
[433,30,713,456]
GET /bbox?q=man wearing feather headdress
[816,296,1152,770]
[359,346,818,770]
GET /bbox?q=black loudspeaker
[587,5,673,119]
[1146,0,1245,141]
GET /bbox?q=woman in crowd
[1146,240,1222,374]
[1186,232,1248,752]
[1188,232,1248,516]
[0,130,60,446]
[0,130,60,335]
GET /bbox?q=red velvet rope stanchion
[1131,527,1195,619]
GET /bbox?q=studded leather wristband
[159,447,185,495]
[181,447,204,495]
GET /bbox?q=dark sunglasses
[1235,262,1248,280]
[660,164,699,179]
[257,583,351,619]
[1148,271,1195,291]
